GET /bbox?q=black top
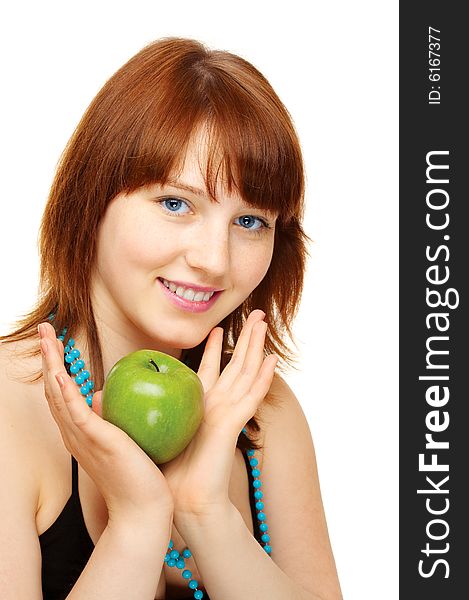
[39,455,94,599]
[39,452,264,600]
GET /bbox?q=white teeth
[180,288,194,301]
[162,279,215,302]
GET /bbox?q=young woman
[0,37,342,600]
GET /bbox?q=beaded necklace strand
[51,317,272,599]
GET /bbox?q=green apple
[102,349,204,464]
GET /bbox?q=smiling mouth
[158,278,217,303]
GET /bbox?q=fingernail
[56,374,65,389]
[38,324,44,338]
[40,339,48,355]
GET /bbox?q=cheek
[235,241,274,290]
[101,216,176,272]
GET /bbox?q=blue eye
[160,198,190,215]
[158,197,272,235]
[235,215,270,233]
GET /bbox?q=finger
[222,309,265,375]
[40,329,77,448]
[55,371,97,429]
[219,310,265,383]
[197,327,224,392]
[240,354,279,420]
[54,372,119,451]
[40,322,93,436]
[232,320,268,396]
[40,324,74,427]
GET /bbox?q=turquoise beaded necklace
[51,315,272,599]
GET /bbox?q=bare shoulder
[0,335,48,439]
[0,333,43,386]
[257,371,306,432]
[255,371,343,600]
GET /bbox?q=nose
[184,222,231,280]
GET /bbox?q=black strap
[71,455,79,496]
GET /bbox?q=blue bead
[80,381,94,395]
[182,569,192,579]
[168,539,174,548]
[194,590,204,599]
[264,544,272,554]
[246,449,255,457]
[70,363,81,374]
[176,559,185,569]
[71,348,80,359]
[252,468,260,477]
[169,549,179,559]
[242,427,247,434]
[58,335,65,341]
[75,359,85,370]
[259,523,269,532]
[261,533,270,543]
[249,458,258,467]
[182,548,192,558]
[255,501,264,510]
[167,558,176,567]
[86,396,93,407]
[68,338,75,347]
[252,480,262,488]
[62,327,68,334]
[164,553,170,562]
[75,373,85,385]
[188,579,198,589]
[254,490,263,499]
[65,353,75,364]
[81,370,90,381]
[257,512,266,521]
[64,345,70,353]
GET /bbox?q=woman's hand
[159,309,278,521]
[39,322,174,523]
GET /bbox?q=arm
[174,375,343,600]
[177,503,321,600]
[66,510,172,600]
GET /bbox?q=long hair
[0,37,311,451]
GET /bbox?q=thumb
[91,390,103,418]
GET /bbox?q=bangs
[95,42,304,224]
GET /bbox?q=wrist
[173,500,237,532]
[108,503,174,533]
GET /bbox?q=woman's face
[90,133,278,356]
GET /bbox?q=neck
[71,318,184,381]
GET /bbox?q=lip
[157,278,222,313]
[158,277,223,293]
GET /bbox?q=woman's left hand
[159,309,278,521]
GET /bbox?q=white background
[0,1,398,598]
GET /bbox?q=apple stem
[149,359,160,372]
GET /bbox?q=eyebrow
[165,179,208,198]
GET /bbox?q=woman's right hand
[38,322,174,523]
